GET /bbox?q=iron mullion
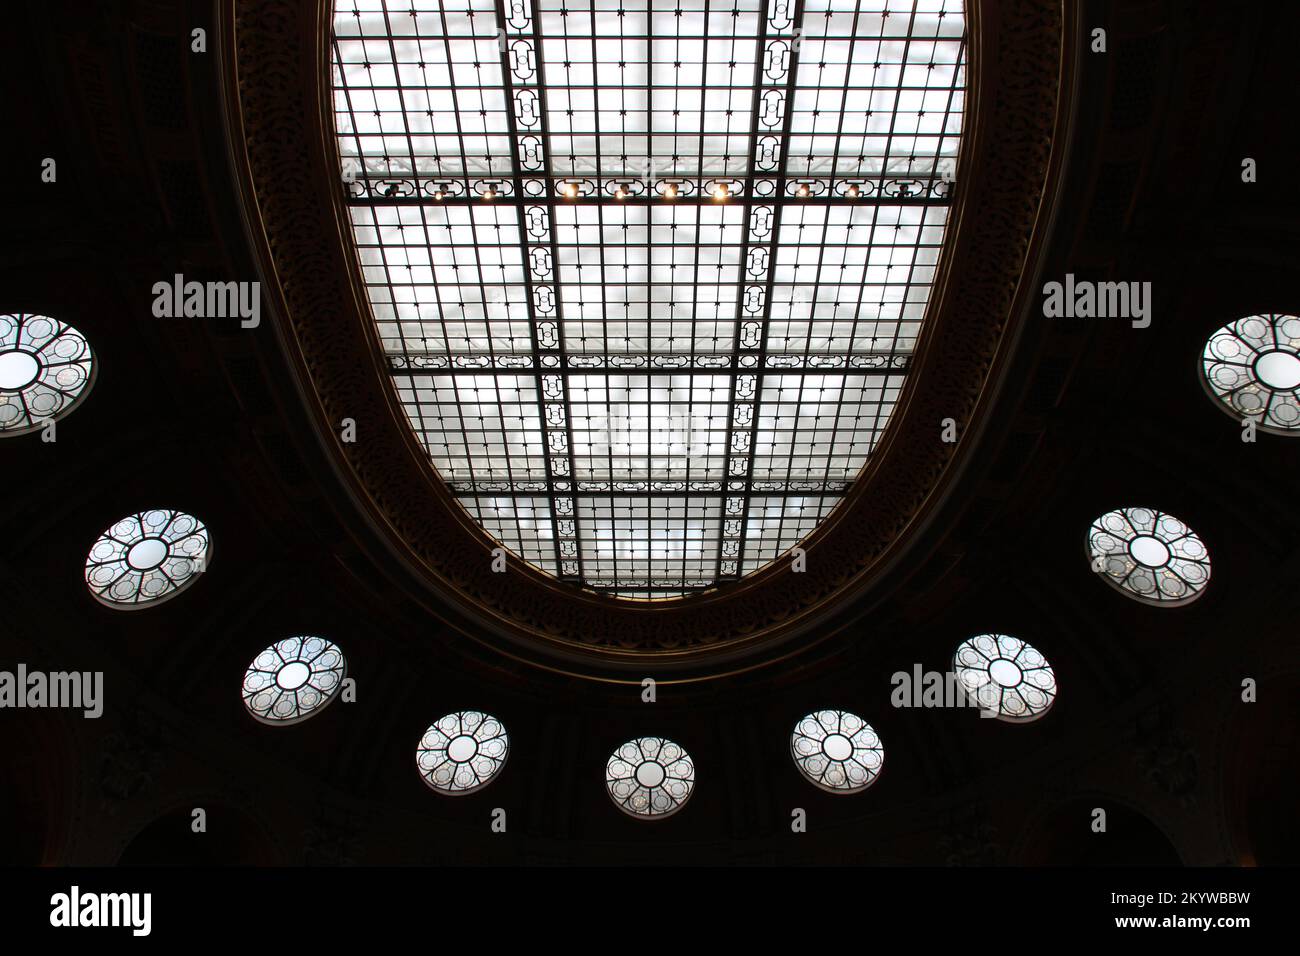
[346,187,946,206]
[711,0,775,584]
[387,358,908,376]
[493,0,571,580]
[725,0,808,583]
[455,486,846,498]
[529,3,588,584]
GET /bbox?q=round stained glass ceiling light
[242,636,347,725]
[417,711,510,795]
[953,634,1057,722]
[790,710,884,793]
[1202,312,1300,433]
[0,313,95,435]
[85,510,210,608]
[605,737,695,819]
[1087,507,1210,606]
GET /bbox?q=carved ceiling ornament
[218,0,1075,674]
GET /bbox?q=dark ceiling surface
[0,0,1296,865]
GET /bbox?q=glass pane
[332,0,966,597]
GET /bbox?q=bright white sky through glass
[332,0,965,597]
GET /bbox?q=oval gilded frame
[217,0,1078,673]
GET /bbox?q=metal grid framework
[332,0,965,597]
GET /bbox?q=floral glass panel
[1202,312,1300,434]
[790,709,883,793]
[85,510,210,609]
[0,313,95,435]
[417,711,511,794]
[605,736,695,817]
[953,634,1057,722]
[1088,507,1210,606]
[242,636,348,725]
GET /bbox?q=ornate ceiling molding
[218,0,1077,673]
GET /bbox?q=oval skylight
[790,709,884,793]
[605,736,696,818]
[84,510,211,609]
[242,636,348,725]
[332,0,966,597]
[953,634,1057,722]
[0,313,95,435]
[1202,312,1300,433]
[417,711,511,794]
[1087,507,1210,606]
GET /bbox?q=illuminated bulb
[483,185,497,200]
[614,185,628,199]
[564,182,579,198]
[433,186,446,201]
[845,183,860,198]
[713,183,729,201]
[664,183,678,199]
[796,183,810,197]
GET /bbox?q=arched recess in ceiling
[1223,670,1300,866]
[217,0,1079,676]
[1012,795,1184,866]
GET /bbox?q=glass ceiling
[332,0,965,598]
